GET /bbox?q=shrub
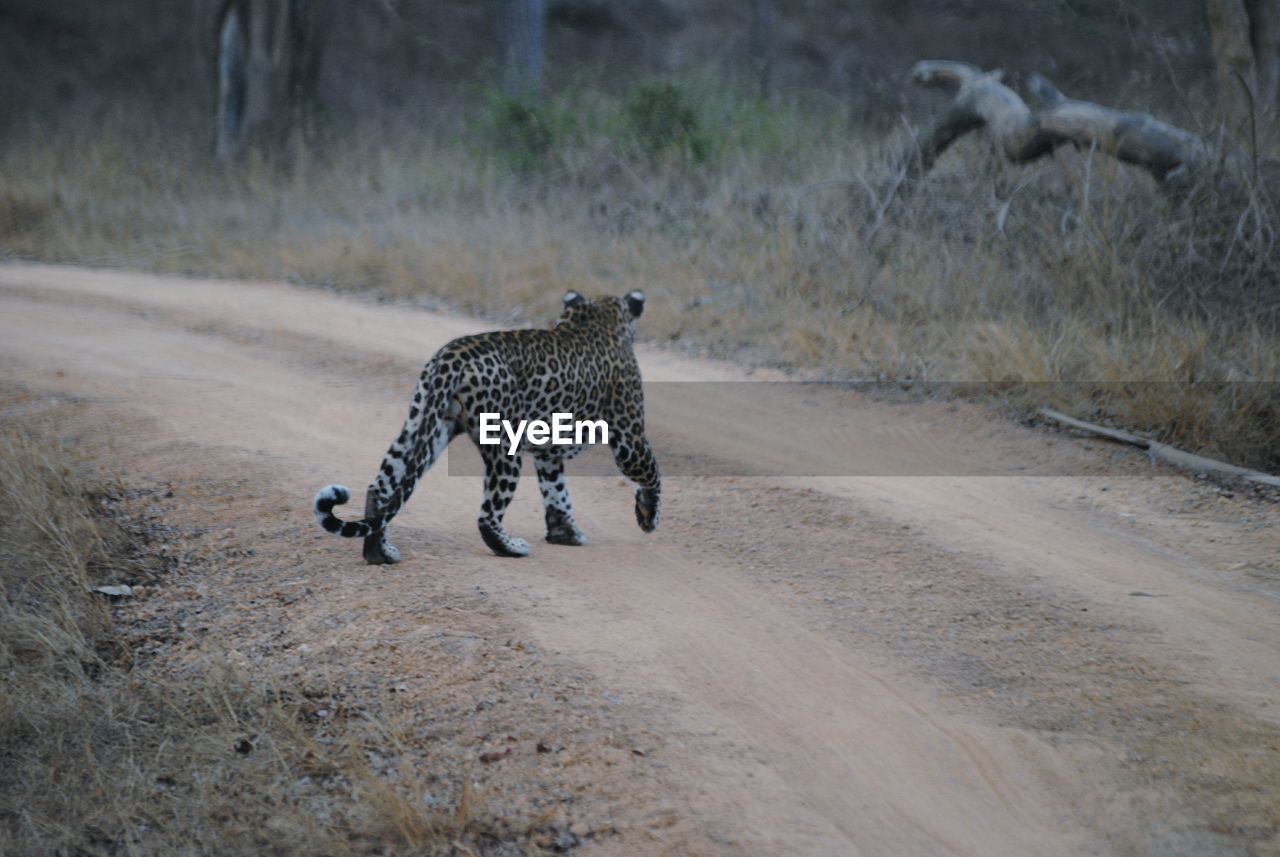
[483,93,554,173]
[624,82,710,163]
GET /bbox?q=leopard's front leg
[609,430,661,533]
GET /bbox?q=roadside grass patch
[0,402,518,856]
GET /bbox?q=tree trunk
[1208,0,1260,133]
[214,1,248,159]
[750,0,775,98]
[1247,0,1280,110]
[1207,0,1280,125]
[213,0,328,159]
[504,0,545,99]
[284,0,328,144]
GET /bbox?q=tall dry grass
[1,79,1277,468]
[0,413,505,855]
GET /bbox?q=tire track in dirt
[2,264,1278,855]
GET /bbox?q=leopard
[313,289,661,565]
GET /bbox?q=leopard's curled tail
[314,354,457,540]
[313,484,365,537]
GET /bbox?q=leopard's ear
[563,290,586,308]
[624,290,645,318]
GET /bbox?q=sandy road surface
[2,264,1279,856]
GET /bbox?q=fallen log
[890,60,1232,200]
[891,61,1045,192]
[1039,407,1280,489]
[1026,74,1213,187]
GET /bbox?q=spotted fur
[313,290,661,564]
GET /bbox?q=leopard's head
[559,289,645,342]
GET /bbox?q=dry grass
[2,81,1277,468]
[0,408,507,856]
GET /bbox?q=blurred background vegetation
[1,0,1277,469]
[0,0,1226,137]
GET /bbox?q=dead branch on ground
[887,60,1258,204]
[1039,407,1280,489]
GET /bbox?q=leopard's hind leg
[535,452,585,546]
[476,446,530,557]
[362,410,457,564]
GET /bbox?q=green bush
[483,93,554,173]
[624,82,710,163]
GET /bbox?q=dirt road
[2,264,1278,856]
